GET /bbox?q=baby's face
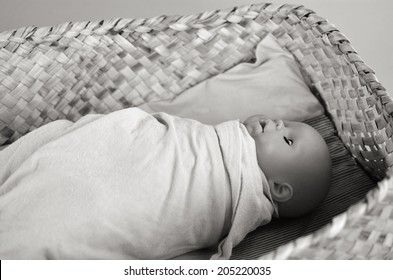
[243,115,329,188]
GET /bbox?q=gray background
[1,0,391,94]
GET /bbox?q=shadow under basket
[1,2,392,259]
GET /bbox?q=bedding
[0,107,276,259]
[139,34,324,124]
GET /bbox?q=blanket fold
[0,108,274,259]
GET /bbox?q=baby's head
[243,115,332,218]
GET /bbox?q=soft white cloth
[138,34,324,125]
[0,108,275,259]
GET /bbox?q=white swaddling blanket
[0,108,275,259]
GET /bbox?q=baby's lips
[244,114,269,124]
[244,116,284,134]
[259,119,274,131]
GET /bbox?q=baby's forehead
[288,121,315,133]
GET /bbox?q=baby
[177,114,332,260]
[0,108,331,260]
[243,115,332,218]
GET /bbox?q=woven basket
[1,2,392,259]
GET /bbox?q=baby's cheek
[257,138,288,173]
[256,137,276,155]
[255,139,275,164]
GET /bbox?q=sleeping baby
[0,108,331,260]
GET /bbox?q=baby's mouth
[259,120,269,132]
[259,122,264,133]
[259,119,283,133]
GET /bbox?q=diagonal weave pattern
[290,184,393,260]
[0,5,270,143]
[1,2,392,259]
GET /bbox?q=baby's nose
[263,119,276,131]
[275,119,284,130]
[264,119,284,131]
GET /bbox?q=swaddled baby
[0,108,331,260]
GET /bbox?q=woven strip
[0,4,271,144]
[1,2,392,259]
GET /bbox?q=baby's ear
[269,180,293,202]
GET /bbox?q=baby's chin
[243,123,262,137]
